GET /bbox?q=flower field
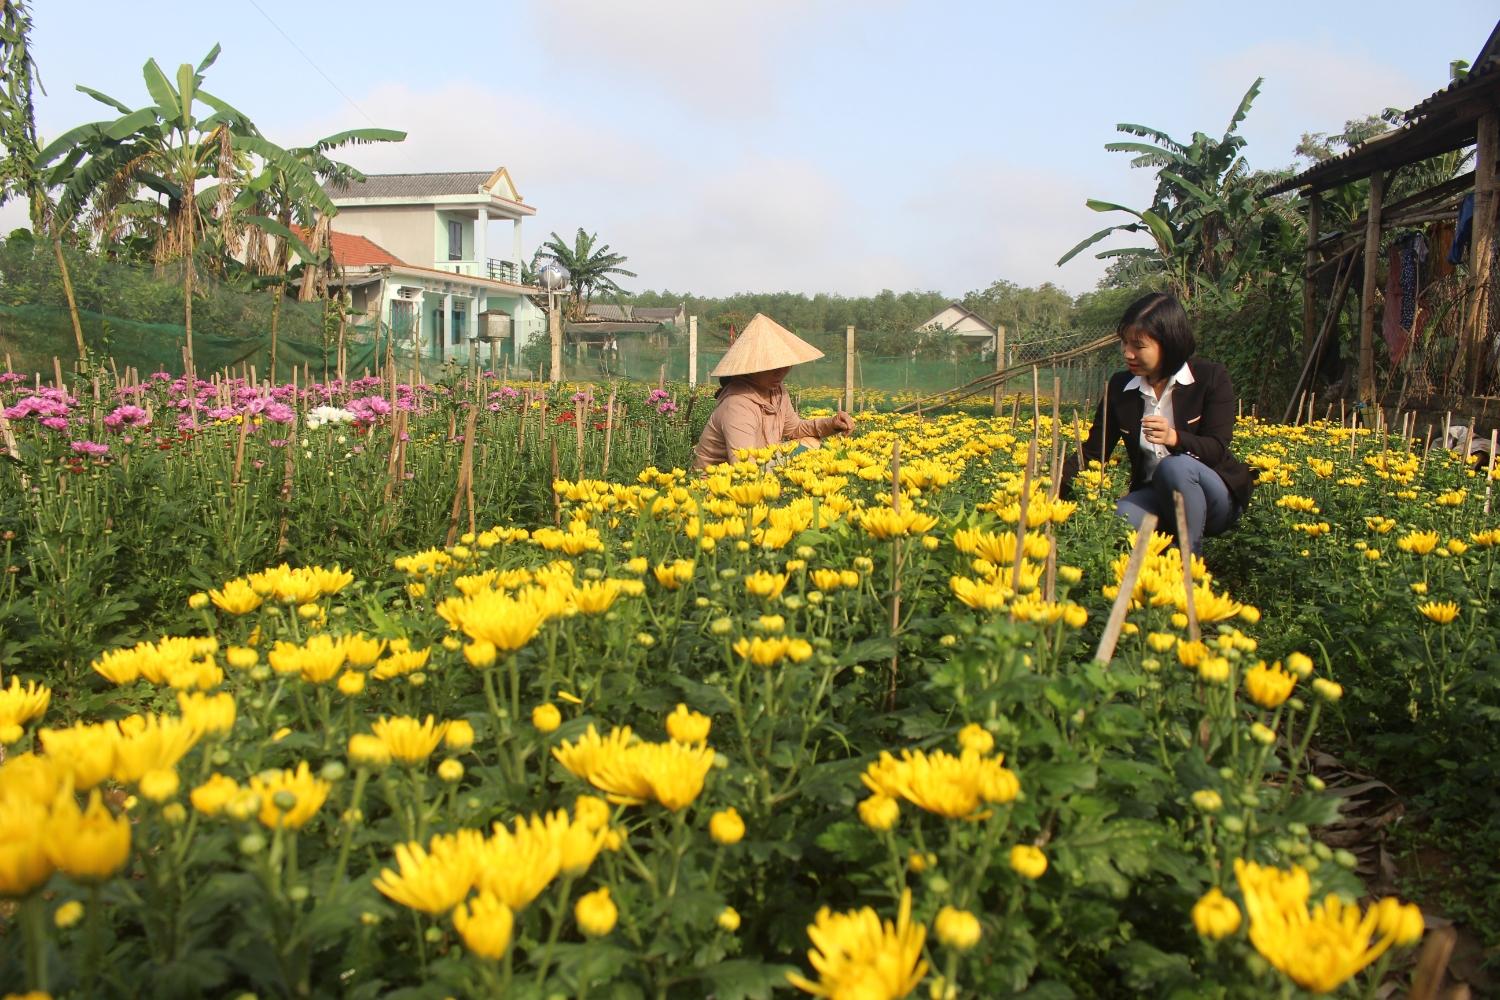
[1,369,1496,998]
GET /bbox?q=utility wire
[243,0,379,127]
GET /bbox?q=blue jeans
[1116,454,1238,553]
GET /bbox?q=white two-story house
[323,167,547,368]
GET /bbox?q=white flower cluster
[306,405,357,429]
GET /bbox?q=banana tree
[232,127,405,380]
[37,45,269,374]
[1057,79,1269,302]
[538,228,638,320]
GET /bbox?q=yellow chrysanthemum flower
[787,888,927,998]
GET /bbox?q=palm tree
[0,0,86,361]
[537,228,637,320]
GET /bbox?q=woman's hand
[1141,414,1177,448]
[831,411,855,434]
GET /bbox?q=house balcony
[432,258,522,284]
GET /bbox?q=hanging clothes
[1399,233,1427,330]
[1382,234,1428,365]
[1449,193,1474,265]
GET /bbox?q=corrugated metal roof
[325,171,496,200]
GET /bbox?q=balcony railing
[432,259,522,284]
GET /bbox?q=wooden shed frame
[1265,21,1500,408]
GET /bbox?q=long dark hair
[1118,292,1195,376]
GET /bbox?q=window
[451,309,465,345]
[448,220,463,261]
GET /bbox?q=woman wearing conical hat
[692,314,855,471]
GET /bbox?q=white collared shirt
[1125,363,1195,483]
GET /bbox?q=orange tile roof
[327,230,405,267]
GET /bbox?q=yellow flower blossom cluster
[787,889,927,999]
[733,635,815,668]
[0,673,50,744]
[92,635,222,690]
[553,724,715,810]
[1233,859,1422,993]
[374,797,615,964]
[860,740,1020,823]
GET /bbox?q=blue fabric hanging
[1449,193,1474,265]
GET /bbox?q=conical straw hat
[709,314,824,377]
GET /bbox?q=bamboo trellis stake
[550,440,562,527]
[276,415,298,553]
[1010,437,1036,596]
[1485,429,1498,516]
[1174,492,1201,644]
[601,388,617,478]
[446,407,479,547]
[1094,513,1159,665]
[885,440,904,711]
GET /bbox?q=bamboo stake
[1043,525,1057,603]
[1174,492,1201,644]
[550,439,562,527]
[1010,437,1036,596]
[601,388,617,478]
[575,391,586,475]
[1421,424,1434,474]
[231,412,250,487]
[1484,429,1498,516]
[276,415,298,553]
[1050,375,1062,500]
[886,440,903,711]
[1094,513,1159,665]
[446,407,479,547]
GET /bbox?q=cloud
[522,0,902,118]
[896,160,1159,296]
[1207,40,1434,169]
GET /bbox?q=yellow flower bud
[934,906,981,950]
[709,807,745,845]
[574,886,617,937]
[1009,844,1048,880]
[1192,887,1241,939]
[531,703,562,733]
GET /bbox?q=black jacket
[1058,358,1254,508]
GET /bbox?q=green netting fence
[552,325,1121,411]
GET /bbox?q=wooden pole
[688,315,699,388]
[1358,170,1385,404]
[1484,429,1498,516]
[886,440,904,710]
[1303,192,1321,355]
[1462,111,1498,394]
[1174,492,1201,644]
[601,387,617,478]
[1094,513,1159,665]
[1010,437,1036,596]
[446,407,479,547]
[549,303,562,384]
[845,325,856,414]
[992,324,1006,416]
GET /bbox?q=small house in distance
[916,303,1003,357]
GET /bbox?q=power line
[243,0,379,127]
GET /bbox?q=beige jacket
[693,382,836,471]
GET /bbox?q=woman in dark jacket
[1058,292,1253,552]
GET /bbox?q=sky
[5,1,1496,299]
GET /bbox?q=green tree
[537,228,638,321]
